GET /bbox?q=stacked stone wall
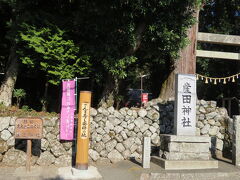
[0,99,232,166]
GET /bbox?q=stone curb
[140,171,240,180]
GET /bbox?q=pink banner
[60,80,75,140]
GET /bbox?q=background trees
[0,0,239,111]
[197,0,240,102]
[18,24,91,110]
[71,0,200,107]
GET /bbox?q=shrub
[13,89,26,108]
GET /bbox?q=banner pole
[75,77,78,111]
[74,77,90,112]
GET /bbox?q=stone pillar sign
[142,137,151,168]
[156,75,218,170]
[174,74,196,136]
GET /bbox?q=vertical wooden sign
[76,91,91,170]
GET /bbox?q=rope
[196,72,240,84]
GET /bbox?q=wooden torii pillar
[160,9,240,101]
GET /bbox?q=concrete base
[160,134,211,161]
[151,156,218,170]
[58,166,102,180]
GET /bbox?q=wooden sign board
[15,117,43,139]
[80,102,90,139]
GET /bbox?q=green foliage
[73,0,203,100]
[13,88,26,107]
[21,105,33,111]
[18,24,91,85]
[102,56,137,79]
[13,88,26,99]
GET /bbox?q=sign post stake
[26,140,32,171]
[76,91,91,170]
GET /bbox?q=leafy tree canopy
[18,24,91,85]
[0,0,207,109]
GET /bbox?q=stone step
[151,156,218,170]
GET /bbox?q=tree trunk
[98,22,146,107]
[159,9,199,101]
[41,81,49,112]
[98,75,119,108]
[0,45,18,107]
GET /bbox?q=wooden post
[76,91,92,170]
[26,140,32,171]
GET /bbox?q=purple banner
[60,80,75,140]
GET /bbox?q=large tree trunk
[0,45,18,107]
[159,10,199,101]
[98,75,119,108]
[99,22,146,107]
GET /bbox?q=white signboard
[174,74,196,136]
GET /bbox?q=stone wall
[196,100,232,154]
[0,99,232,166]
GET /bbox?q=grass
[0,104,58,117]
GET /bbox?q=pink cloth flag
[60,80,76,140]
